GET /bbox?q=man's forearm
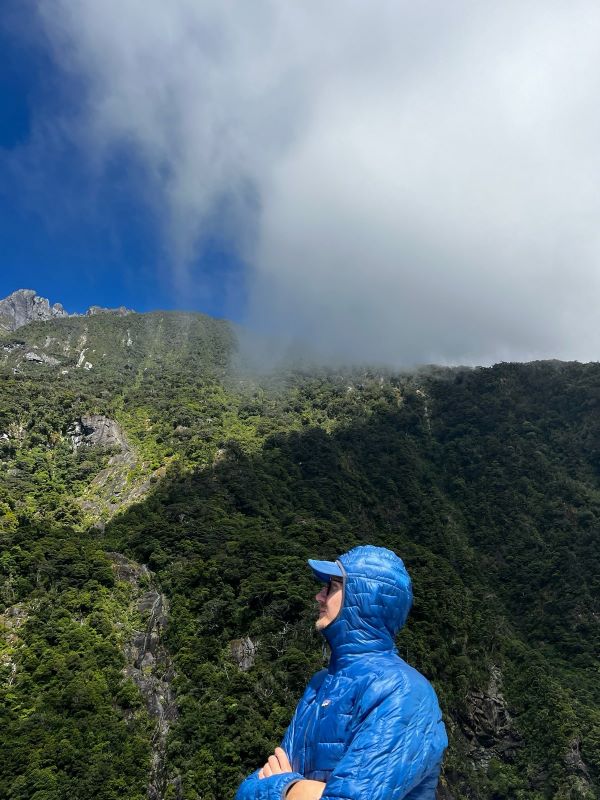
[286,780,326,800]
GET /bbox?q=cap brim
[308,558,343,583]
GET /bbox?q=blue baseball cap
[308,558,344,583]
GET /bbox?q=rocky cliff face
[461,665,521,768]
[0,289,68,333]
[0,289,133,333]
[69,415,131,451]
[108,553,179,800]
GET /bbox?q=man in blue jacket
[236,545,448,800]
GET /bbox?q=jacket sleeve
[235,770,303,800]
[321,675,447,800]
[235,670,327,800]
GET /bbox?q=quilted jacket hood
[321,545,413,671]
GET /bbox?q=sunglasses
[326,578,343,597]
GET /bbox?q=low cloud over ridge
[33,1,600,365]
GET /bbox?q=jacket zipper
[303,676,330,778]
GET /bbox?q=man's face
[315,578,343,630]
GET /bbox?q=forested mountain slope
[1,310,598,800]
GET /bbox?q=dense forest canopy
[1,311,598,800]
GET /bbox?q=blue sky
[0,2,246,319]
[3,2,600,365]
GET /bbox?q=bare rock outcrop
[108,553,179,800]
[24,351,61,366]
[87,305,132,316]
[461,665,522,769]
[230,636,258,671]
[67,415,167,521]
[0,289,68,333]
[69,415,130,452]
[69,416,142,518]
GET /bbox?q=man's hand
[258,747,293,779]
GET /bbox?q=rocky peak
[0,289,134,333]
[0,289,68,333]
[86,305,133,317]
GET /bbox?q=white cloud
[33,0,600,364]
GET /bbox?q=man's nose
[316,586,327,602]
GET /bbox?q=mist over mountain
[0,296,598,799]
[9,4,600,364]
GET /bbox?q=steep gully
[109,553,180,800]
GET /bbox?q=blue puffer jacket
[236,546,448,800]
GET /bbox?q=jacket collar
[322,613,396,672]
